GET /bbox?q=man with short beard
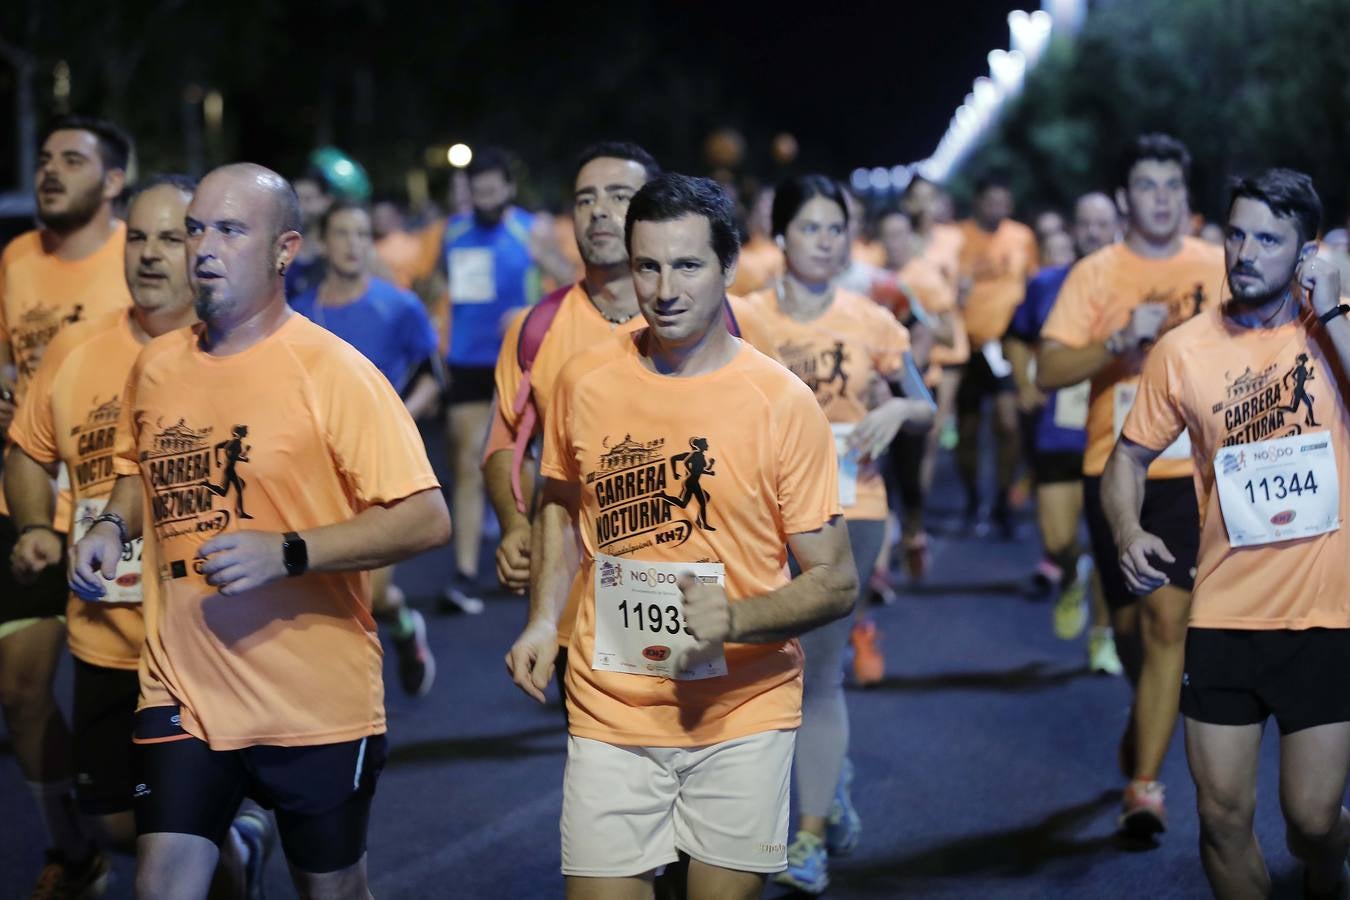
[70,163,450,900]
[1105,169,1350,899]
[0,114,134,899]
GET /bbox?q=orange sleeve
[774,383,842,534]
[1039,261,1097,349]
[1122,333,1187,452]
[317,350,441,507]
[414,220,446,283]
[539,355,583,483]
[494,309,528,434]
[726,295,778,362]
[7,329,70,465]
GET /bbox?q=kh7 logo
[643,646,671,661]
[1269,510,1297,526]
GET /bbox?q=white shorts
[560,729,794,878]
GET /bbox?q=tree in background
[955,0,1350,227]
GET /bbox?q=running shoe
[1053,579,1088,640]
[1088,627,1124,676]
[850,619,885,687]
[393,608,437,697]
[32,847,111,900]
[939,419,958,451]
[902,532,930,582]
[867,569,897,607]
[231,811,275,900]
[438,572,484,615]
[773,831,829,895]
[1119,779,1167,838]
[1031,557,1063,595]
[826,757,862,856]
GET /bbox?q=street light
[447,143,472,168]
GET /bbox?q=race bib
[448,247,496,304]
[1053,381,1090,430]
[592,554,727,680]
[1214,434,1340,548]
[980,341,1013,378]
[832,424,859,507]
[1114,382,1190,460]
[72,497,144,604]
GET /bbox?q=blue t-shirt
[1007,264,1087,454]
[291,277,439,393]
[443,207,540,368]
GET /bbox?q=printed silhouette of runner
[63,304,84,325]
[820,341,849,396]
[658,437,717,531]
[207,424,254,519]
[1284,353,1320,427]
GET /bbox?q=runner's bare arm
[1036,338,1112,390]
[4,447,61,581]
[485,446,536,593]
[1003,335,1045,413]
[504,476,579,702]
[69,473,146,599]
[288,487,450,573]
[3,445,59,525]
[1101,437,1173,595]
[1300,257,1350,379]
[722,515,857,644]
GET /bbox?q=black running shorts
[1083,475,1200,609]
[72,659,140,815]
[1182,628,1350,735]
[133,706,387,873]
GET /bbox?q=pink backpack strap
[508,285,572,513]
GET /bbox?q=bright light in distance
[851,168,870,193]
[447,143,473,168]
[870,167,890,190]
[890,165,911,191]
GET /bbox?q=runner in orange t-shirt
[7,175,272,895]
[874,205,958,583]
[745,175,933,894]
[955,175,1039,535]
[491,144,779,693]
[505,174,855,898]
[1038,134,1226,837]
[729,187,784,296]
[69,164,450,900]
[0,114,134,897]
[1106,170,1350,896]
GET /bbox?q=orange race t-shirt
[485,286,780,644]
[9,310,146,669]
[114,314,441,750]
[923,224,970,371]
[542,333,840,747]
[743,287,909,520]
[1041,238,1226,478]
[0,225,133,520]
[958,218,1039,347]
[1123,307,1350,630]
[729,235,785,297]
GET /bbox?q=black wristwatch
[281,531,308,577]
[1318,303,1350,326]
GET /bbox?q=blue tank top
[443,208,540,367]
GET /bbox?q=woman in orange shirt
[745,175,934,895]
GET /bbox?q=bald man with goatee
[70,164,451,900]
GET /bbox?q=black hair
[466,145,514,182]
[1117,133,1191,190]
[770,174,849,239]
[575,142,661,182]
[625,173,741,273]
[319,198,371,236]
[295,165,332,195]
[41,115,133,173]
[128,173,196,202]
[974,172,1012,196]
[1228,168,1323,246]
